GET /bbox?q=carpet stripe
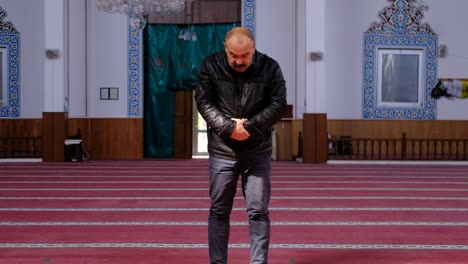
[3,180,468,184]
[3,175,468,179]
[1,160,468,262]
[2,207,468,211]
[1,243,468,250]
[2,221,468,226]
[2,196,468,200]
[2,187,468,191]
[12,171,466,175]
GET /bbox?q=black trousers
[208,156,271,264]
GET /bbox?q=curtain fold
[144,23,239,158]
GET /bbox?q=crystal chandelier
[96,0,190,30]
[411,0,429,12]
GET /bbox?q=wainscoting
[1,118,467,161]
[275,119,468,162]
[327,120,468,161]
[0,119,42,159]
[0,118,143,160]
[327,120,468,139]
[68,118,143,160]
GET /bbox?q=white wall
[0,0,45,118]
[2,0,468,120]
[255,0,296,113]
[322,0,468,120]
[305,0,326,115]
[68,0,87,117]
[424,0,468,120]
[323,0,387,119]
[86,0,128,117]
[44,0,67,113]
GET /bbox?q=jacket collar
[225,50,257,77]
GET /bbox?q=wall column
[43,0,69,161]
[295,0,327,118]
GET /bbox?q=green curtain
[144,23,239,158]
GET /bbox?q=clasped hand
[231,118,250,141]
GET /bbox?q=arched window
[0,6,20,117]
[363,0,437,119]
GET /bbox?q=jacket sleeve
[194,58,236,138]
[243,62,287,137]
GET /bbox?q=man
[195,27,287,264]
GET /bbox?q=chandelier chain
[96,0,191,30]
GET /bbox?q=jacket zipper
[236,77,245,117]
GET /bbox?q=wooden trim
[42,112,68,161]
[438,78,468,81]
[327,120,468,140]
[4,118,468,161]
[173,91,193,159]
[274,120,292,160]
[68,118,143,160]
[303,113,328,163]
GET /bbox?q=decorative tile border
[0,7,20,117]
[363,0,438,120]
[243,0,256,35]
[127,27,141,117]
[126,0,256,117]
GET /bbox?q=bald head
[224,27,255,72]
[225,27,255,44]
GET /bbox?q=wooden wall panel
[327,120,468,140]
[42,112,68,161]
[275,119,468,162]
[68,118,91,156]
[273,120,292,160]
[197,0,241,23]
[0,119,43,159]
[148,0,241,24]
[91,118,143,160]
[4,118,466,161]
[68,118,143,160]
[303,114,328,163]
[290,120,303,159]
[0,119,42,137]
[173,91,192,159]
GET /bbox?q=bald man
[195,27,287,264]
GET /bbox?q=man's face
[225,37,255,73]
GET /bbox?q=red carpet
[1,159,468,263]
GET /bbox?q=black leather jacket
[195,50,287,160]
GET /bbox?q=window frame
[0,46,7,104]
[376,48,424,108]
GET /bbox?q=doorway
[192,97,208,157]
[144,0,241,159]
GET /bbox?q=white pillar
[298,0,326,116]
[307,0,326,114]
[44,0,68,112]
[295,0,307,118]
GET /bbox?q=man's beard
[232,63,246,72]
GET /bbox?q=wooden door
[148,0,241,24]
[173,90,193,159]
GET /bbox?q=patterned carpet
[1,159,468,263]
